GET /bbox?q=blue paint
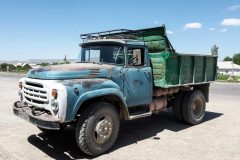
[26,45,153,122]
[27,65,108,80]
[64,80,127,122]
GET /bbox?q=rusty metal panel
[193,56,205,83]
[165,53,180,85]
[205,56,218,81]
[179,56,194,84]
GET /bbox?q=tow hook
[14,101,23,108]
[31,107,47,116]
[14,101,47,116]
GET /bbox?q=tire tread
[172,91,185,121]
[75,101,119,156]
[182,90,206,125]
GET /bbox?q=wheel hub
[192,97,203,118]
[94,117,113,144]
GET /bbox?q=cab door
[122,46,152,107]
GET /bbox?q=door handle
[144,71,151,80]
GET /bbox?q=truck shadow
[27,111,223,160]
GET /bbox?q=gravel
[0,73,240,160]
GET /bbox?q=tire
[172,91,185,121]
[182,90,206,125]
[75,102,120,156]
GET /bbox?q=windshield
[78,45,124,65]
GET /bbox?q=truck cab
[80,39,153,106]
[13,26,217,156]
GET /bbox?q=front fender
[71,88,127,120]
[62,79,128,122]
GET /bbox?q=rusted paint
[62,79,83,86]
[149,97,167,112]
[13,102,60,129]
[33,63,115,72]
[153,87,179,96]
[81,79,108,88]
[62,79,108,88]
[26,63,117,80]
[27,63,117,80]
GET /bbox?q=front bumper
[13,101,60,130]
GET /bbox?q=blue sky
[0,0,240,61]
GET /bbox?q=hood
[27,63,116,80]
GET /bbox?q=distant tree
[15,66,23,72]
[64,54,67,63]
[8,64,16,71]
[0,63,17,72]
[0,63,8,71]
[52,62,59,65]
[38,63,50,66]
[22,64,32,71]
[223,56,233,61]
[233,53,240,65]
[63,54,69,64]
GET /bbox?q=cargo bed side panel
[150,52,217,88]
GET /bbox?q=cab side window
[128,48,145,66]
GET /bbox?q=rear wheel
[172,91,185,121]
[182,90,206,125]
[75,102,120,156]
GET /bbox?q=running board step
[129,112,152,120]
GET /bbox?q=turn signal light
[52,89,58,99]
[19,82,22,89]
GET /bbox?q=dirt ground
[0,72,240,160]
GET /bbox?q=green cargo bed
[133,26,217,88]
[150,52,217,88]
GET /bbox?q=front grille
[23,81,48,106]
[26,81,43,88]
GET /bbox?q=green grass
[217,74,240,82]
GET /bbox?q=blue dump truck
[13,26,218,156]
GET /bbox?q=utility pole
[64,54,67,63]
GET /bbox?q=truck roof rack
[80,29,142,41]
[80,26,175,52]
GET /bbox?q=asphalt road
[0,72,240,160]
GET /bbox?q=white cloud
[227,5,240,11]
[167,30,174,34]
[221,18,240,26]
[209,28,215,31]
[154,21,159,25]
[184,23,202,29]
[220,28,227,32]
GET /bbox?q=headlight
[51,99,59,112]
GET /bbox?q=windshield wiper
[76,61,117,65]
[76,61,96,63]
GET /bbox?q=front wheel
[182,90,206,125]
[75,102,120,156]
